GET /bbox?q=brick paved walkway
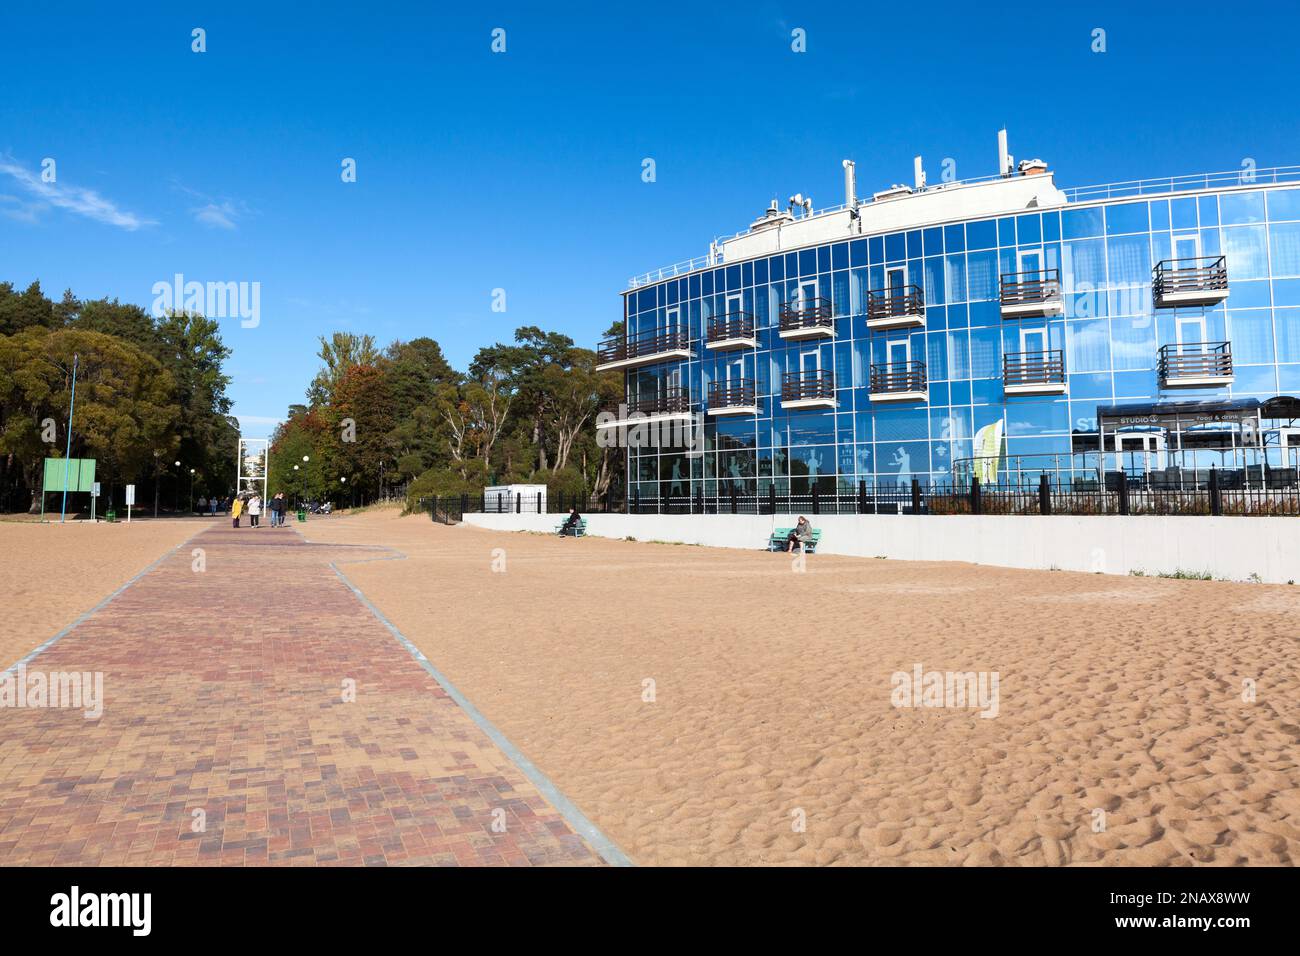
[0,523,603,866]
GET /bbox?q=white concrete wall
[463,512,1300,584]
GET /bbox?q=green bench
[556,517,587,537]
[769,527,821,553]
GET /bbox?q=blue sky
[2,1,1297,434]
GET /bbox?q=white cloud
[194,200,239,230]
[0,155,154,230]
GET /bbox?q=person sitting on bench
[786,515,813,552]
[558,507,582,536]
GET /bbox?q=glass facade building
[599,162,1300,502]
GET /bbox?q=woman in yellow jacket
[231,495,244,529]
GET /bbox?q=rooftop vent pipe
[842,159,857,208]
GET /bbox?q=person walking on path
[270,492,284,527]
[248,494,262,528]
[231,495,244,528]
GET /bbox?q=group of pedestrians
[228,492,292,529]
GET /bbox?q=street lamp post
[189,468,196,514]
[174,460,181,513]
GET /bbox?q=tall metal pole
[60,353,79,524]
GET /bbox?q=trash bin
[105,510,116,523]
[297,510,306,522]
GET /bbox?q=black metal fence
[415,468,1300,520]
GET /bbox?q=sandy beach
[302,508,1300,866]
[0,518,208,668]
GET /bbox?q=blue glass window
[1221,191,1265,225]
[798,248,816,277]
[1105,202,1149,235]
[832,242,848,271]
[966,219,997,250]
[923,226,943,256]
[850,238,867,266]
[770,255,784,282]
[1199,195,1219,226]
[817,245,831,273]
[1224,225,1268,279]
[885,232,906,262]
[1149,200,1170,232]
[1042,212,1061,243]
[702,271,714,296]
[726,265,740,290]
[1106,234,1151,286]
[1171,197,1198,230]
[1016,214,1041,245]
[943,223,965,253]
[1271,222,1300,277]
[998,217,1016,246]
[1062,206,1104,240]
[1268,188,1300,222]
[907,230,923,259]
[754,258,768,286]
[869,236,883,264]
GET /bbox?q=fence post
[634,487,640,515]
[911,478,922,515]
[730,484,737,514]
[431,495,438,522]
[481,490,486,512]
[460,493,468,515]
[970,477,982,515]
[1118,476,1129,516]
[858,480,866,514]
[812,485,820,515]
[1209,466,1222,516]
[1039,474,1051,516]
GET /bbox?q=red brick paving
[0,523,601,866]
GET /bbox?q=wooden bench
[556,517,587,537]
[769,527,820,553]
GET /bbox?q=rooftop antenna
[914,155,926,190]
[842,159,858,209]
[998,128,1014,177]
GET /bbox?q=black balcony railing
[866,285,925,322]
[1153,256,1228,299]
[707,379,757,410]
[870,360,927,394]
[596,325,691,365]
[1000,269,1061,309]
[778,297,834,333]
[617,386,692,416]
[781,369,835,402]
[706,311,756,343]
[1158,341,1233,383]
[1003,349,1065,387]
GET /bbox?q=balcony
[707,379,758,416]
[780,370,836,410]
[869,361,927,402]
[866,286,925,330]
[595,325,693,372]
[1000,269,1063,318]
[595,386,694,429]
[705,311,757,351]
[1003,349,1066,394]
[1153,256,1229,308]
[778,298,835,340]
[1158,341,1233,387]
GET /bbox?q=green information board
[43,458,96,493]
